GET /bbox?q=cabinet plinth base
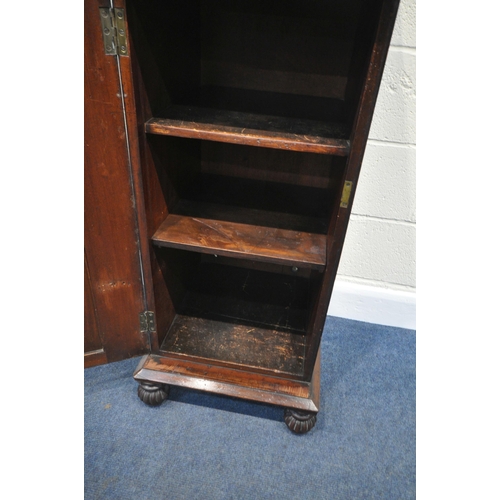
[137,381,169,406]
[133,347,321,419]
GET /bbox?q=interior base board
[328,280,416,330]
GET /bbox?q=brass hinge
[139,311,156,333]
[340,180,353,208]
[99,7,128,56]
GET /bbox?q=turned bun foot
[284,408,317,434]
[137,381,169,406]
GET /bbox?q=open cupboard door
[84,0,152,367]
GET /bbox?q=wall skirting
[328,280,416,330]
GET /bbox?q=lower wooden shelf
[133,347,320,413]
[151,173,330,270]
[160,314,307,377]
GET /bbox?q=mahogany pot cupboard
[84,0,400,433]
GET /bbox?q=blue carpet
[85,316,415,499]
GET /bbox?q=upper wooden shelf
[152,213,326,270]
[145,106,350,155]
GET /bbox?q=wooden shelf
[152,213,326,270]
[152,174,329,269]
[161,314,306,377]
[145,106,350,155]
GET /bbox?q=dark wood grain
[84,253,109,370]
[154,259,315,379]
[122,0,179,348]
[84,252,103,355]
[84,350,108,368]
[126,0,201,115]
[134,351,320,412]
[152,214,326,270]
[177,259,313,332]
[200,0,359,100]
[198,254,314,279]
[161,315,306,376]
[304,0,401,379]
[174,200,328,235]
[84,0,149,364]
[176,173,332,232]
[129,0,362,122]
[200,140,343,190]
[117,0,399,420]
[146,107,350,155]
[198,86,346,124]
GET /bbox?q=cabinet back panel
[154,247,319,318]
[200,141,344,189]
[181,173,331,232]
[154,253,319,376]
[179,260,313,334]
[197,86,345,124]
[128,0,379,126]
[147,136,345,235]
[200,0,362,101]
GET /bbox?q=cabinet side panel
[126,0,201,113]
[304,0,400,379]
[343,0,385,130]
[124,0,184,346]
[84,0,149,363]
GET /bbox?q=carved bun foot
[137,381,169,406]
[284,408,317,434]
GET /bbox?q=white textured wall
[329,0,416,326]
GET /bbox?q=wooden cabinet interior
[125,0,400,432]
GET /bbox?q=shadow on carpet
[85,316,415,499]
